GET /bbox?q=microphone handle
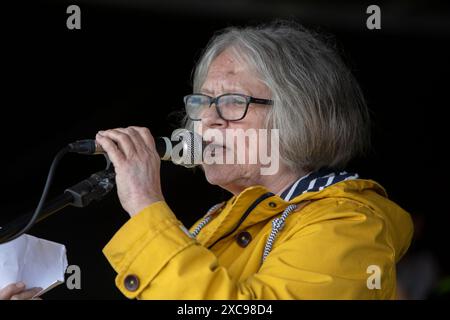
[156,137,172,160]
[69,137,173,160]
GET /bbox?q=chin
[202,164,239,187]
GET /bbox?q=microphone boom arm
[0,155,116,244]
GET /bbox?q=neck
[264,170,303,196]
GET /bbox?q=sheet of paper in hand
[0,234,68,297]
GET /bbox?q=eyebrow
[200,87,253,96]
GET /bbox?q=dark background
[1,0,449,299]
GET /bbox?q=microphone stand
[0,159,116,244]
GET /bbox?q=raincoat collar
[280,167,360,201]
[235,168,361,229]
[198,168,363,248]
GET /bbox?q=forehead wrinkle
[202,79,251,96]
[207,51,247,76]
[202,50,259,96]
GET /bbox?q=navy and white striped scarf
[280,168,360,201]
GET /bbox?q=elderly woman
[98,22,413,300]
[0,21,413,300]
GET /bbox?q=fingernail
[33,287,43,292]
[16,282,25,289]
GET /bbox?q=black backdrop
[1,0,449,299]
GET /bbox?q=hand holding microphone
[69,128,202,166]
[96,127,164,216]
[94,126,166,217]
[68,126,202,217]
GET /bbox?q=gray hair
[187,20,370,173]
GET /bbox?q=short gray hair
[188,20,370,173]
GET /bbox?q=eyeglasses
[184,93,274,121]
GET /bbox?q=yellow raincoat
[103,178,413,299]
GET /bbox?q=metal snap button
[236,231,252,248]
[124,274,140,292]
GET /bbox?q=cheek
[229,129,267,164]
[240,107,268,129]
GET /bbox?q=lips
[203,140,226,157]
[203,138,225,149]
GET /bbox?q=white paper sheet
[0,234,68,297]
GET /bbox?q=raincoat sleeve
[103,200,405,299]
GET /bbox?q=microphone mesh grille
[171,129,202,168]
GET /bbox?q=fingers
[11,287,42,300]
[0,283,42,300]
[96,126,157,162]
[0,283,25,300]
[97,128,137,157]
[114,127,148,155]
[128,126,156,151]
[96,133,126,166]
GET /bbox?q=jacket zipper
[207,192,274,249]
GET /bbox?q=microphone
[67,129,203,168]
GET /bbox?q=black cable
[0,146,69,244]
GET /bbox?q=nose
[201,103,227,129]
